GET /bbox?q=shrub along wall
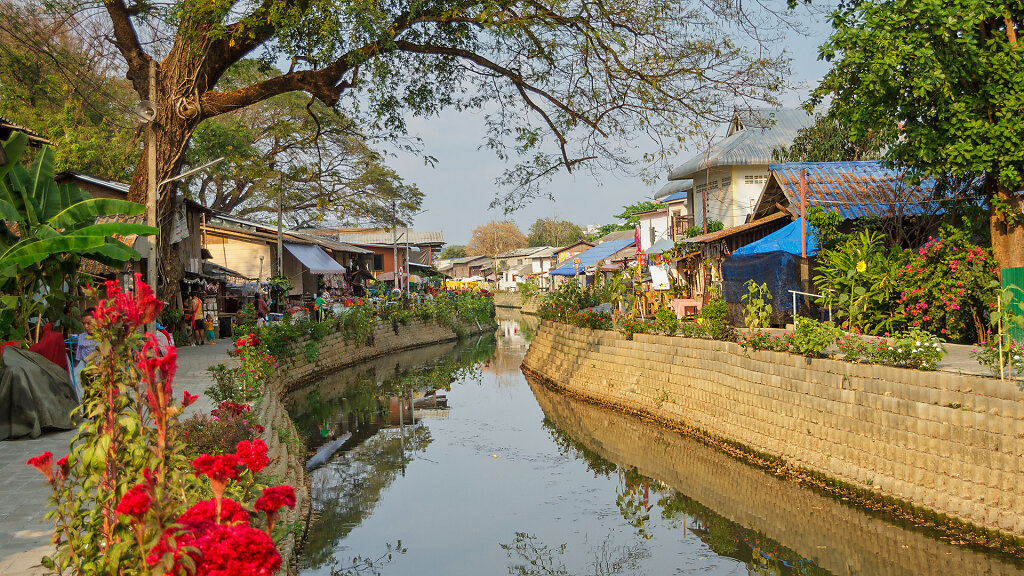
[522,320,1024,540]
[259,317,495,574]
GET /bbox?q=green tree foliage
[0,134,156,342]
[684,220,724,238]
[589,201,664,240]
[0,4,138,181]
[772,112,885,163]
[182,60,423,228]
[440,245,467,259]
[813,0,1024,268]
[527,218,584,247]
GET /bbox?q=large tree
[26,0,792,297]
[467,220,527,283]
[182,61,423,228]
[814,0,1024,269]
[527,218,584,247]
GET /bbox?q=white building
[668,108,814,229]
[496,246,555,290]
[635,180,694,252]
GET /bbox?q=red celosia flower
[182,391,199,408]
[149,521,281,575]
[26,451,54,483]
[192,454,241,483]
[138,334,179,414]
[236,439,269,474]
[254,485,296,514]
[178,498,250,526]
[115,484,152,519]
[255,485,296,534]
[55,455,70,480]
[92,275,163,331]
[210,400,250,419]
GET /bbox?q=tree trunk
[125,59,204,305]
[990,183,1024,271]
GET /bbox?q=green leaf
[47,199,147,230]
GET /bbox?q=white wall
[638,211,670,251]
[690,166,770,228]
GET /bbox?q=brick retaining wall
[522,320,1024,539]
[529,378,1023,576]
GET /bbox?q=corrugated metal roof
[654,179,692,200]
[0,116,54,147]
[80,214,145,276]
[596,229,635,243]
[683,211,789,244]
[288,232,373,254]
[499,246,549,258]
[668,108,815,180]
[663,191,688,203]
[332,229,445,246]
[766,161,945,220]
[551,238,636,276]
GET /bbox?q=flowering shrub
[835,331,875,363]
[207,333,277,405]
[180,401,265,459]
[616,313,656,340]
[872,329,946,370]
[971,338,1024,379]
[25,277,293,575]
[738,330,790,352]
[653,308,679,335]
[895,225,997,343]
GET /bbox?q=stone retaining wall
[493,292,541,314]
[522,320,1024,539]
[261,318,494,574]
[529,378,1023,576]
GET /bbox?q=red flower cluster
[236,439,269,474]
[182,391,199,408]
[138,333,179,416]
[211,400,250,419]
[55,455,70,480]
[148,515,280,575]
[115,484,152,519]
[234,333,260,351]
[254,486,296,515]
[178,498,249,525]
[26,451,54,483]
[192,454,242,484]
[92,274,162,331]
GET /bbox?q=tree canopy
[813,0,1024,268]
[772,113,885,163]
[527,218,584,247]
[466,221,528,259]
[440,245,467,259]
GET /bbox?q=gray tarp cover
[0,347,77,440]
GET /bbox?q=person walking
[190,294,204,346]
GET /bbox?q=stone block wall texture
[529,378,1023,576]
[262,318,491,574]
[521,320,1024,538]
[493,292,541,314]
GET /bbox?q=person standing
[314,293,325,322]
[204,314,216,345]
[256,293,269,326]
[190,294,204,346]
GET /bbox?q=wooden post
[800,168,807,259]
[146,60,158,295]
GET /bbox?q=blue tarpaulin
[732,217,819,257]
[550,238,635,276]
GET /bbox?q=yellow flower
[856,260,867,273]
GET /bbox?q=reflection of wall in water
[528,377,1024,576]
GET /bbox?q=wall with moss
[522,320,1024,541]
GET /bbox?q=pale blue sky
[385,7,836,245]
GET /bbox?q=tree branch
[102,0,151,94]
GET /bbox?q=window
[744,174,769,185]
[649,226,656,244]
[373,254,383,270]
[720,177,732,188]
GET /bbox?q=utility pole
[277,171,284,277]
[392,199,398,292]
[146,60,158,298]
[405,221,410,293]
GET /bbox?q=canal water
[291,310,1024,576]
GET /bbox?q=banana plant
[0,132,157,343]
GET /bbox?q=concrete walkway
[0,339,233,576]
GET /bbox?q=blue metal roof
[766,161,949,219]
[663,191,688,203]
[654,179,692,200]
[550,238,635,276]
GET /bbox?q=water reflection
[291,336,497,570]
[529,376,1024,576]
[295,312,1024,576]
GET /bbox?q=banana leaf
[66,222,157,238]
[48,199,147,231]
[0,133,27,183]
[0,234,106,272]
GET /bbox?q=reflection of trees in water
[288,336,497,447]
[541,418,834,576]
[501,532,649,576]
[302,425,432,570]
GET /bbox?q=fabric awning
[550,238,636,276]
[284,243,346,274]
[732,217,819,257]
